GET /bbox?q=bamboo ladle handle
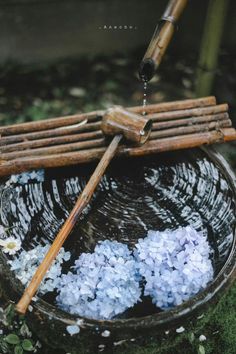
[16,107,152,314]
[15,134,122,314]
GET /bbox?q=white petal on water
[176,326,185,333]
[101,330,111,337]
[66,325,80,336]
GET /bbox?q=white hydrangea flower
[9,244,71,294]
[56,240,141,320]
[0,237,22,255]
[134,226,214,309]
[176,326,185,333]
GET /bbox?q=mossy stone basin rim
[0,147,235,351]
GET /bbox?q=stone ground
[0,48,236,353]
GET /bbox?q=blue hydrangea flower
[134,226,214,309]
[56,240,141,320]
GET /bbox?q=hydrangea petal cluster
[56,240,141,320]
[134,226,214,309]
[6,169,45,186]
[9,244,71,294]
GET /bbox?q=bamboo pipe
[15,108,152,314]
[148,104,228,121]
[123,128,236,156]
[1,127,236,178]
[0,131,104,153]
[1,111,226,154]
[1,119,230,161]
[130,96,216,114]
[151,119,231,139]
[0,108,228,155]
[0,101,224,148]
[152,112,228,130]
[0,121,101,147]
[0,138,106,160]
[0,96,215,137]
[139,0,188,81]
[0,113,230,160]
[0,112,101,136]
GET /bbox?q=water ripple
[0,149,235,273]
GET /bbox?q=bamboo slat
[0,96,216,136]
[0,128,235,177]
[0,96,235,177]
[0,117,231,161]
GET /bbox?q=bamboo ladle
[15,106,152,314]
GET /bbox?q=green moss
[109,283,236,354]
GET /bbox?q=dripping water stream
[142,79,148,116]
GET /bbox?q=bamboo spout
[139,0,188,81]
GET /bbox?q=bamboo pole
[0,96,234,177]
[1,128,236,178]
[195,0,229,96]
[130,96,216,114]
[0,121,101,146]
[0,102,225,148]
[0,138,106,160]
[149,104,228,121]
[123,129,236,157]
[0,97,215,137]
[0,131,104,153]
[0,112,101,136]
[0,113,230,160]
[152,112,228,129]
[151,119,231,139]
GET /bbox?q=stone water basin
[0,147,235,352]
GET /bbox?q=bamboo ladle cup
[15,106,152,314]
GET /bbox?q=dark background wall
[0,0,235,64]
